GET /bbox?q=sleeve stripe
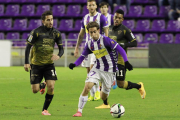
[113,43,118,49]
[27,41,32,45]
[58,44,63,45]
[81,54,86,57]
[130,39,136,42]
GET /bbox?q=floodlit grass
[0,67,179,120]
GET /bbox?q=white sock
[95,82,100,92]
[90,86,95,96]
[78,95,88,113]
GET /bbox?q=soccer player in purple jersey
[69,21,133,117]
[74,0,109,102]
[99,1,118,90]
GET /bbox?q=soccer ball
[110,103,125,118]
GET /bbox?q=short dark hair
[86,22,100,31]
[41,11,53,20]
[99,2,109,8]
[115,9,124,16]
[87,0,96,3]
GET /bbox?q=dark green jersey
[27,26,62,65]
[108,24,136,65]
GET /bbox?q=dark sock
[39,82,46,89]
[126,81,141,90]
[103,98,108,105]
[42,93,54,111]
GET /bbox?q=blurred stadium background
[0,0,180,68]
[0,1,180,120]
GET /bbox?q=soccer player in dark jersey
[24,11,64,115]
[108,9,146,99]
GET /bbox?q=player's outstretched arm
[69,56,85,70]
[115,44,133,71]
[74,29,85,57]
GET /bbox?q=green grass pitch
[0,67,180,120]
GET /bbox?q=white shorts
[85,67,116,94]
[81,53,96,67]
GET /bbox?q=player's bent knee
[47,85,54,93]
[32,89,39,93]
[117,81,124,88]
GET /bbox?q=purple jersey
[79,35,128,73]
[81,12,109,42]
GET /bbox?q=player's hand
[74,47,79,58]
[125,61,133,71]
[69,63,76,70]
[51,54,60,61]
[24,64,31,72]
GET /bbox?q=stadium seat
[143,5,157,17]
[11,0,27,3]
[6,32,20,39]
[20,5,35,16]
[5,4,20,16]
[144,33,158,43]
[126,5,142,17]
[13,19,27,31]
[27,19,42,30]
[22,32,30,39]
[73,0,86,3]
[122,20,135,30]
[166,20,180,32]
[134,0,149,4]
[158,6,170,17]
[113,5,127,15]
[148,0,157,3]
[66,5,81,17]
[61,33,66,40]
[35,5,50,16]
[151,19,165,32]
[0,33,5,39]
[81,5,89,17]
[42,0,57,3]
[0,19,12,31]
[26,0,42,3]
[68,33,79,39]
[59,19,73,32]
[0,0,11,3]
[53,19,58,28]
[58,0,73,3]
[52,5,66,17]
[134,33,143,43]
[135,20,150,32]
[73,20,82,31]
[175,34,180,43]
[0,4,4,16]
[134,33,146,47]
[159,33,174,43]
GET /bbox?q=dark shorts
[30,64,57,84]
[116,64,126,81]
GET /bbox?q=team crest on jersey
[118,30,122,35]
[99,44,103,49]
[53,32,56,38]
[111,41,115,44]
